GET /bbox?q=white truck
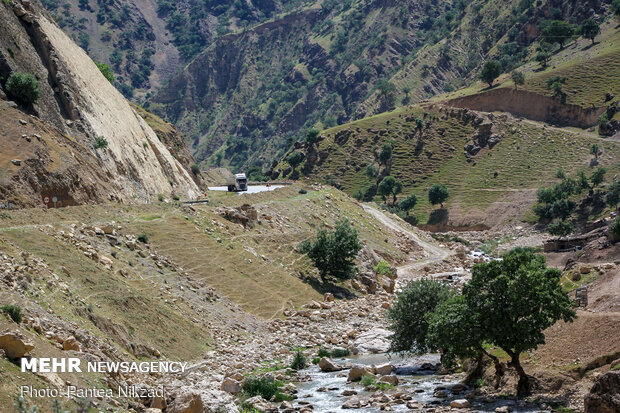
[227,173,248,192]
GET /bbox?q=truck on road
[227,173,248,192]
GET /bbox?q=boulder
[0,332,34,359]
[495,406,511,413]
[450,399,471,408]
[221,377,241,394]
[348,365,373,382]
[167,392,204,413]
[324,293,334,302]
[245,396,277,412]
[379,375,399,386]
[584,371,620,413]
[374,363,394,376]
[318,357,342,372]
[62,336,81,351]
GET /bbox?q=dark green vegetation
[96,62,115,84]
[40,0,618,172]
[391,249,576,396]
[480,60,503,87]
[94,136,109,149]
[533,167,619,235]
[300,219,363,281]
[290,349,308,371]
[387,279,454,354]
[0,304,22,324]
[5,72,40,106]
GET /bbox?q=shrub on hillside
[94,136,109,149]
[241,377,279,400]
[5,72,41,106]
[300,219,363,281]
[137,233,149,243]
[1,304,22,323]
[428,184,449,208]
[190,164,200,175]
[290,350,307,371]
[547,219,573,237]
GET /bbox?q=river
[292,353,540,412]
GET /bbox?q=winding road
[363,205,452,284]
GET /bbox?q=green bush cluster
[5,72,41,106]
[1,304,22,324]
[300,220,363,281]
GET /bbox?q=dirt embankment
[446,88,605,128]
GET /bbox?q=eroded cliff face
[0,0,199,207]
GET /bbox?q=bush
[330,348,351,358]
[317,348,330,358]
[95,62,115,84]
[1,304,22,323]
[290,350,307,371]
[547,219,573,237]
[300,219,363,280]
[611,216,620,239]
[6,72,41,105]
[312,357,320,365]
[374,261,393,277]
[190,164,200,175]
[298,189,308,194]
[241,377,279,400]
[287,151,304,168]
[137,233,149,244]
[360,374,376,387]
[94,136,108,149]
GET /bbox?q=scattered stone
[166,391,204,413]
[62,336,81,351]
[0,332,35,359]
[450,399,471,408]
[379,375,399,386]
[348,365,373,382]
[584,371,620,413]
[221,378,241,394]
[495,406,511,413]
[318,357,342,372]
[11,159,22,166]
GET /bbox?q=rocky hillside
[0,0,200,207]
[37,0,309,98]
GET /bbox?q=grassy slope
[435,22,620,110]
[293,105,620,224]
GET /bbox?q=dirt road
[362,205,452,283]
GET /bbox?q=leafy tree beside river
[388,248,576,396]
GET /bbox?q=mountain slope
[1,0,200,207]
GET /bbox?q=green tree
[5,72,41,106]
[541,20,575,49]
[580,19,600,44]
[611,216,620,238]
[511,70,525,90]
[300,220,363,281]
[613,0,620,19]
[480,60,502,87]
[378,142,393,165]
[547,219,573,236]
[462,248,576,395]
[590,144,601,162]
[428,184,449,208]
[287,151,304,168]
[306,128,320,144]
[606,181,620,210]
[535,46,552,69]
[387,279,454,353]
[377,176,403,205]
[590,167,606,187]
[365,164,379,179]
[376,78,397,111]
[399,194,418,216]
[96,62,115,84]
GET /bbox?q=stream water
[293,353,541,413]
